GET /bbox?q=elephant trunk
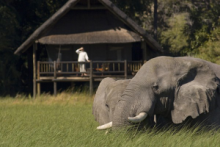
[96,99,131,130]
[112,99,133,128]
[112,82,156,128]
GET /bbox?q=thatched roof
[38,10,142,44]
[14,0,163,55]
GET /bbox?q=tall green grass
[0,93,220,147]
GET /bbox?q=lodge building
[14,0,163,97]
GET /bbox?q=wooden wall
[43,43,134,62]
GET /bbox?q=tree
[154,0,158,40]
[111,0,152,25]
[0,0,67,95]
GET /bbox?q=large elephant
[97,56,220,129]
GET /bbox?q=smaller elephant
[93,78,156,129]
[93,78,131,129]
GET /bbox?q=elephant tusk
[97,122,112,130]
[128,112,148,123]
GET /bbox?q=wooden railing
[37,60,145,78]
[127,61,144,75]
[36,60,145,96]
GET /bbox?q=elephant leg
[203,107,220,129]
[154,115,173,128]
[190,107,220,130]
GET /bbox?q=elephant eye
[152,84,159,92]
[105,104,110,111]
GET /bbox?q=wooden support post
[27,49,33,96]
[118,63,120,71]
[124,60,127,79]
[53,61,57,96]
[88,0,90,8]
[90,61,93,96]
[141,41,147,61]
[33,43,37,98]
[102,63,104,76]
[37,61,41,96]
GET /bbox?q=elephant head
[99,56,220,129]
[92,78,131,129]
[93,77,115,125]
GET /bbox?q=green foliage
[0,5,19,50]
[194,27,220,64]
[152,0,220,61]
[0,2,21,95]
[183,2,220,63]
[0,0,67,95]
[0,94,220,147]
[160,13,189,55]
[111,0,152,25]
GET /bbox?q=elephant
[96,56,220,130]
[93,77,158,130]
[92,78,131,129]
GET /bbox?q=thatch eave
[38,30,142,45]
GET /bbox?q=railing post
[124,60,127,79]
[33,43,37,99]
[90,60,93,96]
[102,63,104,76]
[37,61,41,96]
[53,61,57,97]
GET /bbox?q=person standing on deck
[76,47,90,76]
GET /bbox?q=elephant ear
[171,59,219,124]
[92,78,115,125]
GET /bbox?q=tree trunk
[154,0,158,40]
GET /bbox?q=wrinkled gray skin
[111,56,220,129]
[92,78,131,125]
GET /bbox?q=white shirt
[76,49,89,62]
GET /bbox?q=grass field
[1,92,220,147]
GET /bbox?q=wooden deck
[35,60,144,96]
[37,75,134,82]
